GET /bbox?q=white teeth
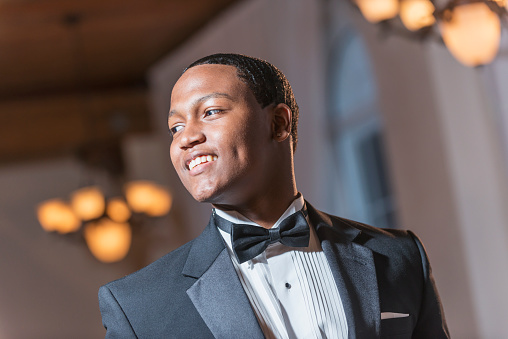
[188,155,218,170]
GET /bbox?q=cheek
[169,143,181,173]
[238,119,269,156]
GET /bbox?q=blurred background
[1,0,508,337]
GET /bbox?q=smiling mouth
[188,155,218,170]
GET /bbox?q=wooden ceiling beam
[0,88,152,164]
[0,0,239,98]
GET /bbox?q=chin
[188,190,209,203]
[186,178,243,205]
[191,187,234,205]
[188,185,218,203]
[192,194,211,203]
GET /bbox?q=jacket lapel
[308,203,381,338]
[182,214,264,339]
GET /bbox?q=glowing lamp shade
[125,181,172,217]
[37,199,81,234]
[144,186,172,217]
[399,0,436,31]
[439,3,501,67]
[107,198,132,223]
[70,186,105,220]
[496,0,508,8]
[355,0,399,23]
[84,219,132,263]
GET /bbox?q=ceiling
[0,0,240,164]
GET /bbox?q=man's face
[168,64,276,205]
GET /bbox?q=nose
[179,121,206,150]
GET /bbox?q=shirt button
[285,282,291,289]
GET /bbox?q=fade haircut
[184,53,299,152]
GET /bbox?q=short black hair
[185,53,299,152]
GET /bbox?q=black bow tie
[215,208,311,264]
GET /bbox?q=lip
[184,152,218,171]
[188,159,216,176]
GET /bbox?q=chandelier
[34,15,172,264]
[36,142,172,263]
[351,0,507,67]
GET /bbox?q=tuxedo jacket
[99,202,449,338]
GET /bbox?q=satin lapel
[182,215,264,339]
[307,203,380,338]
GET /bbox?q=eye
[169,125,184,135]
[205,109,222,117]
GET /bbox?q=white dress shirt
[215,195,348,339]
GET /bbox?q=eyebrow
[168,92,235,119]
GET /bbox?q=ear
[271,103,292,142]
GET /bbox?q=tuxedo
[99,202,449,338]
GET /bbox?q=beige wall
[0,159,122,338]
[337,8,480,337]
[426,42,508,337]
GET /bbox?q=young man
[99,54,449,338]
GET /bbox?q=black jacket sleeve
[408,231,450,338]
[99,285,138,339]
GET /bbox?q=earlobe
[272,103,292,142]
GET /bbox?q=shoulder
[308,202,413,243]
[308,203,424,266]
[334,214,417,246]
[98,230,220,336]
[337,215,425,265]
[98,237,202,333]
[101,238,195,296]
[316,209,430,289]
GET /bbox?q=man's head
[168,54,298,207]
[186,53,299,151]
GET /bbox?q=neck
[213,148,298,228]
[213,168,298,229]
[213,191,299,229]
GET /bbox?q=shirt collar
[213,193,305,230]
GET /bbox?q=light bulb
[107,197,132,223]
[84,218,131,263]
[37,199,81,234]
[439,3,501,67]
[355,0,399,23]
[399,0,436,31]
[70,186,105,220]
[125,181,172,216]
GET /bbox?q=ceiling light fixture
[36,141,172,264]
[351,0,507,67]
[37,180,172,263]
